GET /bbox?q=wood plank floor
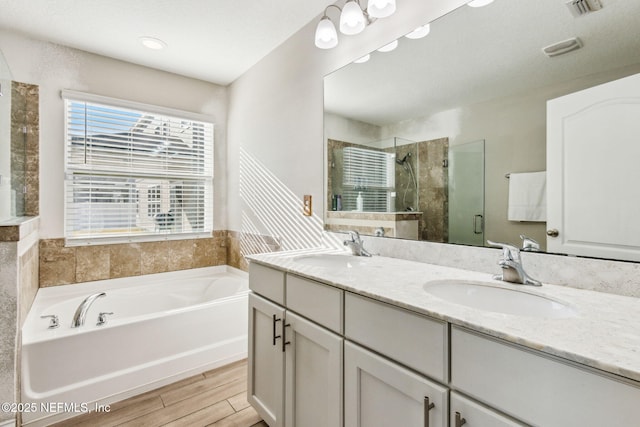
[52,359,266,427]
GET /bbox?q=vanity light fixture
[377,39,398,52]
[467,0,495,7]
[314,0,397,49]
[354,54,371,64]
[140,36,167,50]
[405,24,431,39]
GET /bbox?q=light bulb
[315,17,338,49]
[340,1,366,35]
[405,24,431,39]
[467,0,494,7]
[377,39,398,53]
[354,54,371,64]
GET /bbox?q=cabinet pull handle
[282,322,291,352]
[455,411,467,427]
[272,315,282,346]
[423,396,435,427]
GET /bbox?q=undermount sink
[423,280,578,319]
[293,254,371,269]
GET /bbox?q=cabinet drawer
[450,392,525,427]
[345,292,447,381]
[451,326,640,427]
[286,274,343,334]
[249,263,285,305]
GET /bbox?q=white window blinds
[342,146,394,212]
[63,90,214,245]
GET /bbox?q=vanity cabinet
[344,341,447,427]
[248,264,343,427]
[248,260,640,427]
[451,326,640,427]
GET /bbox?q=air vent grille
[566,0,603,17]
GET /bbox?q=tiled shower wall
[11,81,39,217]
[39,231,280,287]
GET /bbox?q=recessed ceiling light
[140,36,167,50]
[467,0,495,7]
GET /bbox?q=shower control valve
[97,312,114,326]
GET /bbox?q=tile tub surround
[39,231,281,286]
[247,250,640,384]
[0,216,39,427]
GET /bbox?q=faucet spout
[343,230,372,257]
[72,292,106,328]
[488,240,541,286]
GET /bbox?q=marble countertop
[248,249,640,383]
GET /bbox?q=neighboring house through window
[63,90,214,245]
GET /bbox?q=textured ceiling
[0,0,330,85]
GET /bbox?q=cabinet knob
[424,396,435,427]
[455,412,467,427]
[546,229,559,237]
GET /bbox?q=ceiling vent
[542,37,584,57]
[566,0,603,17]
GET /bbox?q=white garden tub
[21,266,248,426]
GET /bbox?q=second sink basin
[423,280,578,319]
[294,253,371,269]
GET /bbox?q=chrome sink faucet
[344,230,372,257]
[487,240,541,286]
[72,292,106,328]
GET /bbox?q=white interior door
[547,72,640,261]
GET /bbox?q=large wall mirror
[324,0,640,261]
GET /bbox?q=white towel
[508,171,546,222]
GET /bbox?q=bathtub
[21,266,248,426]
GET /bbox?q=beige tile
[75,245,110,282]
[168,239,196,271]
[140,241,171,275]
[193,238,217,268]
[109,243,141,278]
[39,239,76,286]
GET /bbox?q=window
[63,90,214,245]
[342,146,395,211]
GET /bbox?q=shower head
[396,152,411,165]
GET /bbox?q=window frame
[62,90,215,246]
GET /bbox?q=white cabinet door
[248,293,285,427]
[344,341,447,427]
[450,392,525,427]
[547,72,640,261]
[284,312,343,427]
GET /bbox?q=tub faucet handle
[97,312,114,326]
[41,314,59,329]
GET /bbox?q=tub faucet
[72,292,106,328]
[344,230,372,257]
[487,240,541,286]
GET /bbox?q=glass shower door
[448,140,485,246]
